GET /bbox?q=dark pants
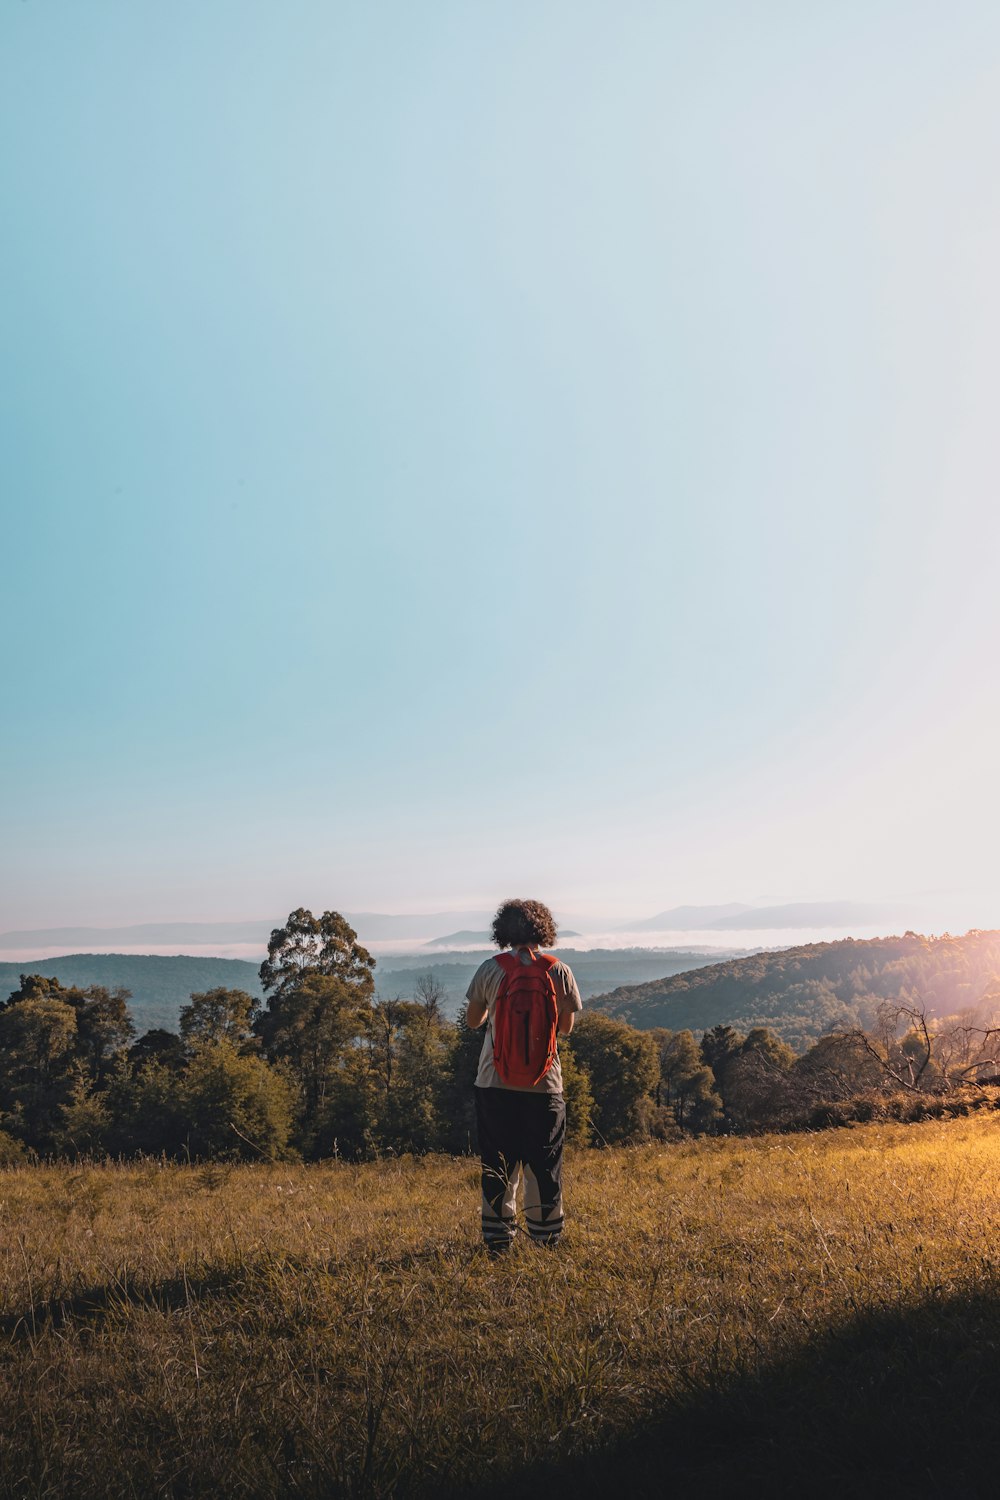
[474,1086,566,1250]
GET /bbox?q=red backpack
[492,949,560,1087]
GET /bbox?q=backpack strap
[495,950,558,981]
[495,951,523,981]
[496,948,556,967]
[534,952,559,1006]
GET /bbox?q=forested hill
[0,947,736,1034]
[12,934,997,1050]
[588,930,1000,1052]
[0,955,264,1034]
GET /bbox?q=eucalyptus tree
[255,909,376,1151]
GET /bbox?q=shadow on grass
[475,1289,1000,1500]
[0,1265,249,1338]
[0,1240,467,1342]
[5,1268,1000,1497]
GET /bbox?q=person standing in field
[466,898,583,1254]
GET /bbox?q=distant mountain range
[0,899,925,953]
[0,922,275,950]
[696,900,910,931]
[625,904,753,930]
[346,912,494,940]
[623,900,910,931]
[0,913,495,951]
[423,931,494,948]
[423,929,581,948]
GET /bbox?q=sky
[3,1,1000,932]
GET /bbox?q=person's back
[465,898,582,1253]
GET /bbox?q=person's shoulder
[550,957,580,986]
[465,954,502,1002]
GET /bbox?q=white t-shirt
[466,949,583,1094]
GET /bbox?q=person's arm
[466,961,492,1029]
[556,964,582,1036]
[467,993,489,1028]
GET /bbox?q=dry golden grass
[3,1117,1000,1496]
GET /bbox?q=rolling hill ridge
[0,947,741,1032]
[0,955,264,1034]
[588,929,1000,1051]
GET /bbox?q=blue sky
[3,1,1000,929]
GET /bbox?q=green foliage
[11,918,999,1161]
[128,1028,185,1073]
[652,1028,722,1133]
[743,1026,796,1070]
[179,987,259,1051]
[3,975,134,1082]
[440,1011,486,1154]
[720,1029,796,1131]
[594,929,1000,1050]
[176,1042,296,1160]
[255,970,373,1141]
[379,1001,456,1154]
[695,1024,798,1130]
[570,1013,660,1143]
[791,1031,886,1102]
[559,1039,596,1145]
[310,1049,373,1159]
[0,996,79,1149]
[699,1023,746,1082]
[55,1074,112,1158]
[0,1129,25,1164]
[259,907,375,1003]
[103,1062,188,1158]
[254,910,378,1152]
[0,955,263,1034]
[0,976,136,1153]
[70,986,134,1085]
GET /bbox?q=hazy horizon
[3,890,998,966]
[4,886,999,943]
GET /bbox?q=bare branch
[851,1027,920,1094]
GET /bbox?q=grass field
[3,1118,1000,1497]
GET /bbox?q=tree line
[2,908,999,1162]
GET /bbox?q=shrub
[0,1129,25,1165]
[179,1043,296,1161]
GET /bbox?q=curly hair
[490,898,558,950]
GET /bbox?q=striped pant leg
[482,1165,519,1252]
[474,1087,518,1251]
[522,1094,566,1246]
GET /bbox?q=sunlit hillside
[590,928,1000,1050]
[4,1116,1000,1496]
